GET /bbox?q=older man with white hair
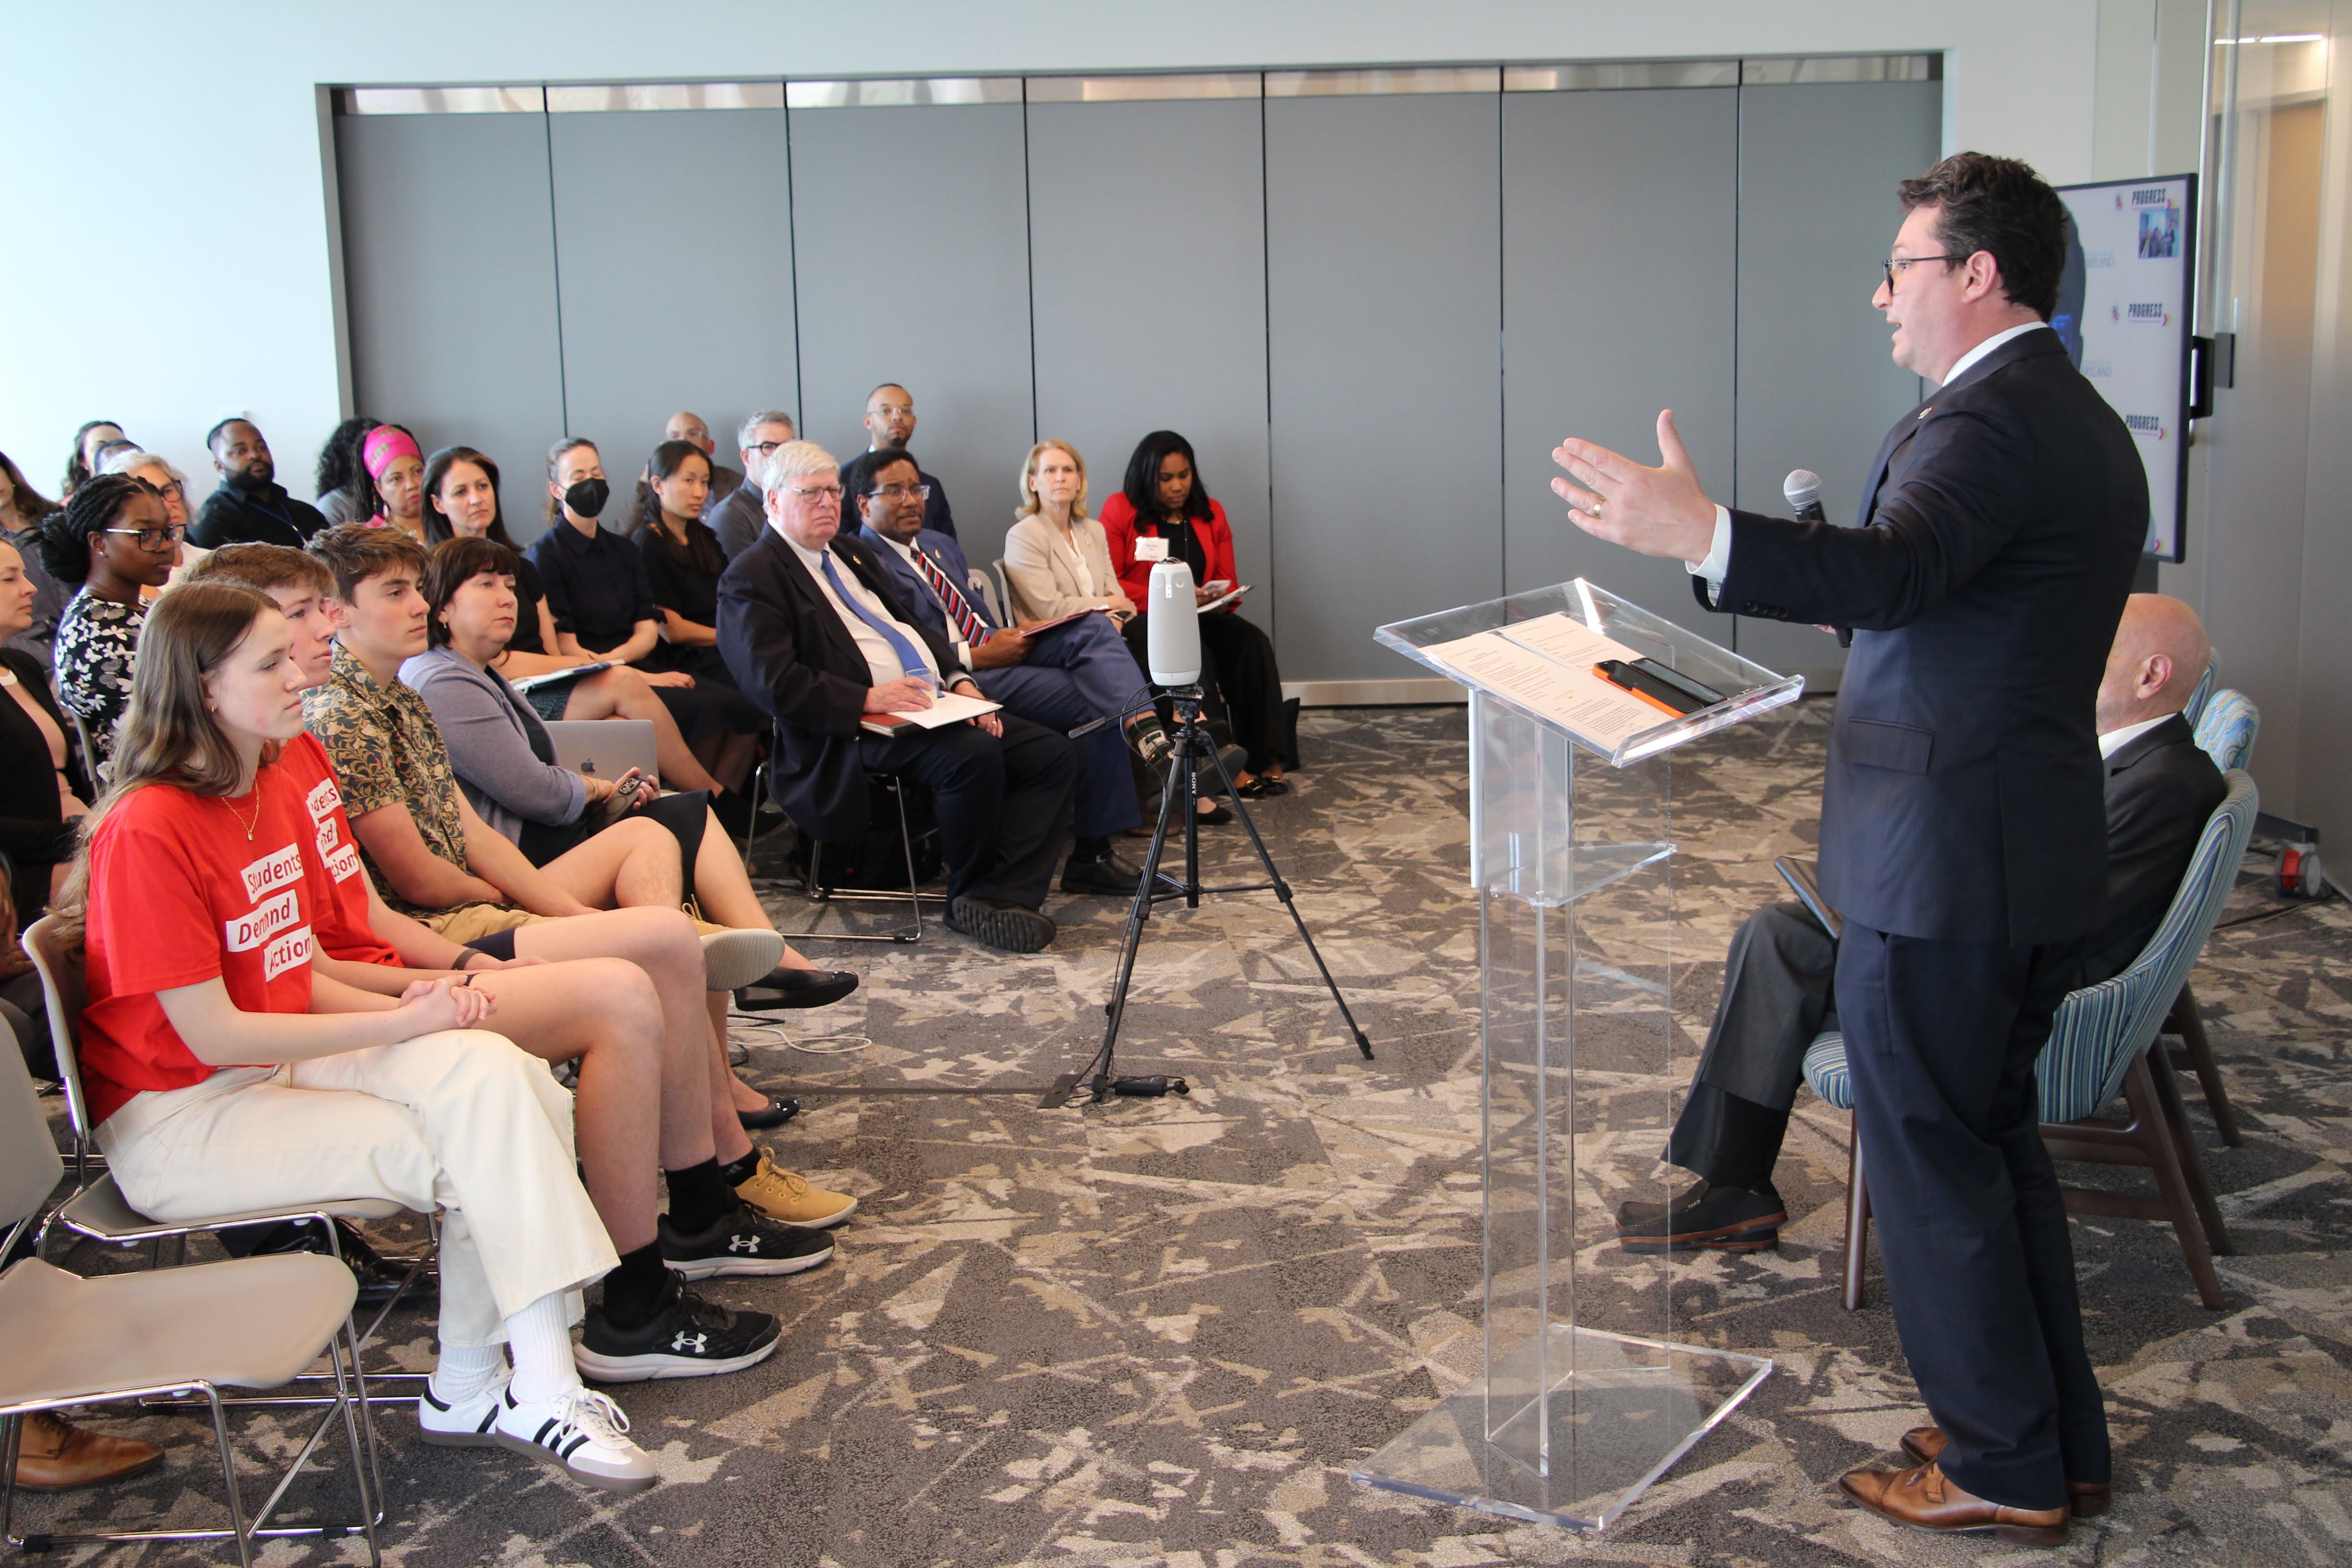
[715,441,1076,953]
[711,410,798,561]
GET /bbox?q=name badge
[1134,536,1169,563]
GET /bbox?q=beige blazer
[1002,512,1126,622]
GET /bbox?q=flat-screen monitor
[2054,174,2198,562]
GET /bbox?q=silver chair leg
[1,1412,22,1547]
[208,1385,256,1568]
[777,778,938,945]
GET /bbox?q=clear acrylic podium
[1355,580,1803,1530]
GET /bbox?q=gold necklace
[222,790,261,841]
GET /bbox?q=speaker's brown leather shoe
[12,1411,163,1492]
[1898,1424,2112,1517]
[1838,1459,2069,1546]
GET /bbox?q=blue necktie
[819,550,935,688]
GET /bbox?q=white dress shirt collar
[2098,712,2178,760]
[1939,320,2050,388]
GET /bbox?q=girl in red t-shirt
[59,583,665,1492]
[1099,431,1297,793]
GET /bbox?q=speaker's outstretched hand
[1552,410,1719,563]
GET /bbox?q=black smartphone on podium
[1593,657,1725,716]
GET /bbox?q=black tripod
[1042,685,1372,1108]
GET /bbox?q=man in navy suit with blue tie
[1552,153,2146,1545]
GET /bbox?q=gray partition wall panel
[1026,98,1270,602]
[1502,86,1736,633]
[335,112,565,540]
[548,107,797,529]
[1734,79,1940,676]
[1266,92,1503,683]
[788,103,1034,569]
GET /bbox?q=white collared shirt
[781,531,943,688]
[2098,712,2175,760]
[1689,320,2057,590]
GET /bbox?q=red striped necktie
[909,544,993,646]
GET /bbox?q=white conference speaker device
[1146,559,1201,685]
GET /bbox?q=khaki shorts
[419,903,552,945]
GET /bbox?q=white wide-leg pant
[97,1029,619,1349]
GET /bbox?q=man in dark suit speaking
[1551,154,2146,1545]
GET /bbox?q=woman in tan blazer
[1002,441,1135,624]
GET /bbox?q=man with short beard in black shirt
[190,417,328,548]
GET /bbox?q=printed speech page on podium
[1416,611,1666,753]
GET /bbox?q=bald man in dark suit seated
[1619,593,2227,1253]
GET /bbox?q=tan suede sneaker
[734,1152,858,1228]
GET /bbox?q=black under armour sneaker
[659,1203,835,1281]
[575,1276,782,1383]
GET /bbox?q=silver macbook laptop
[545,719,659,784]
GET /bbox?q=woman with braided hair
[38,473,177,778]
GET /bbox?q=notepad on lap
[860,690,1003,736]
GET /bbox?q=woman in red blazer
[1099,432,1296,792]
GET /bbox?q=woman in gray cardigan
[406,536,857,1024]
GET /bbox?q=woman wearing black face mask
[526,439,766,809]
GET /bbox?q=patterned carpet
[20,700,2352,1566]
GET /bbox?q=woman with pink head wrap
[362,423,426,541]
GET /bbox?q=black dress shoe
[735,967,859,1011]
[946,897,1056,953]
[1614,1180,1785,1253]
[1061,851,1143,895]
[737,1094,802,1130]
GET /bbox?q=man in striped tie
[849,448,1158,896]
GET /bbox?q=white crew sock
[428,1342,506,1406]
[503,1292,583,1406]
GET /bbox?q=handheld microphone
[1146,560,1200,685]
[1783,469,1826,523]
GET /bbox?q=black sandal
[1234,776,1290,799]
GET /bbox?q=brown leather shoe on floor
[1899,1424,2112,1517]
[12,1410,163,1491]
[1838,1459,2069,1546]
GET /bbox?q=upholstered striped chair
[2192,687,2259,773]
[2162,685,2262,1144]
[1802,770,2259,1311]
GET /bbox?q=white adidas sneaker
[491,1384,658,1494]
[416,1377,507,1448]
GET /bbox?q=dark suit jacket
[0,647,90,922]
[711,478,768,561]
[859,525,996,645]
[2079,714,2229,984]
[1707,328,2146,945]
[716,527,973,842]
